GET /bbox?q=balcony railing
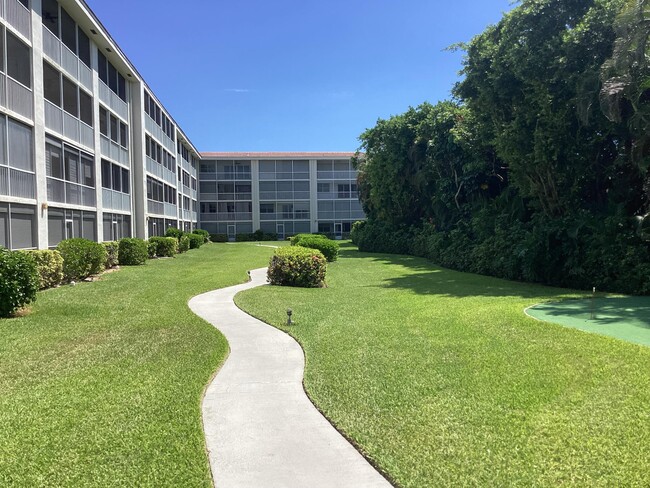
[147,199,164,215]
[216,192,252,201]
[47,178,96,207]
[5,0,31,39]
[146,157,176,186]
[317,171,357,180]
[200,212,252,222]
[100,135,130,167]
[259,191,310,200]
[259,172,310,180]
[98,81,128,121]
[145,114,175,154]
[260,212,310,221]
[5,76,33,120]
[102,189,131,212]
[45,101,94,149]
[317,191,359,200]
[0,166,35,199]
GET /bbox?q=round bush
[192,229,210,243]
[57,238,107,281]
[147,240,157,259]
[294,235,339,262]
[0,248,38,317]
[267,247,327,288]
[23,250,64,289]
[118,238,148,266]
[165,227,183,240]
[187,233,204,249]
[210,233,228,243]
[178,235,190,253]
[149,236,178,257]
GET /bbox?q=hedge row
[290,234,339,262]
[351,216,650,295]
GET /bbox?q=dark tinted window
[77,28,90,67]
[79,90,92,126]
[42,0,59,37]
[62,76,78,116]
[43,61,61,106]
[60,7,76,53]
[6,32,31,87]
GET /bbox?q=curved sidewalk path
[189,268,392,488]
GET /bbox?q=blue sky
[85,0,514,152]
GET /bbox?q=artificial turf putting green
[527,297,650,347]
[0,243,277,487]
[236,243,650,487]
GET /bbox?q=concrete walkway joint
[189,268,391,488]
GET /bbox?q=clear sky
[85,0,514,152]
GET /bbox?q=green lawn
[236,243,650,487]
[0,243,276,487]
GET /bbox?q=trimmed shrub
[295,235,339,262]
[236,233,255,242]
[57,238,107,281]
[350,221,366,245]
[267,246,327,288]
[178,235,190,253]
[103,242,119,269]
[187,233,204,249]
[0,247,39,317]
[210,233,228,243]
[165,227,183,240]
[118,238,148,266]
[23,250,64,289]
[149,236,178,257]
[192,229,210,243]
[147,240,157,259]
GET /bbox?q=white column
[251,159,260,231]
[309,159,318,233]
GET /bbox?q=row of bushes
[351,215,650,295]
[290,234,339,262]
[0,228,213,318]
[209,230,279,243]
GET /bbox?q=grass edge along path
[235,243,650,487]
[0,243,276,487]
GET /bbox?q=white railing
[0,165,7,195]
[42,26,93,92]
[164,203,177,218]
[260,212,310,221]
[9,168,35,199]
[6,0,31,40]
[98,81,128,121]
[146,157,175,184]
[145,114,175,154]
[45,101,94,150]
[317,171,357,180]
[147,199,164,215]
[0,75,5,108]
[100,135,130,167]
[6,77,32,119]
[317,210,366,220]
[258,191,310,201]
[42,27,60,64]
[317,191,359,200]
[102,188,131,212]
[47,178,95,207]
[216,192,252,201]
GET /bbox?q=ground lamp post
[287,309,293,326]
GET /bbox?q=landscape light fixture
[287,309,293,326]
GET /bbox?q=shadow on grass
[338,243,577,300]
[534,297,650,328]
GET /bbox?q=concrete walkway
[189,268,392,488]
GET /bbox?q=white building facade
[199,153,365,240]
[0,2,364,250]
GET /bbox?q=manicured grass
[0,243,276,487]
[236,243,650,487]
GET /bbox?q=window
[6,32,31,88]
[102,159,130,194]
[98,52,107,83]
[77,28,90,67]
[79,91,92,126]
[8,119,33,172]
[43,61,61,105]
[42,0,60,37]
[109,114,118,143]
[317,183,329,193]
[61,7,76,54]
[98,52,127,102]
[62,76,78,116]
[101,159,110,189]
[99,106,107,136]
[260,203,274,214]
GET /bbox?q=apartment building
[0,1,364,250]
[199,153,365,240]
[0,0,199,250]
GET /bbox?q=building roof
[200,152,358,159]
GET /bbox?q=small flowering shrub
[57,238,107,281]
[0,247,38,317]
[23,250,64,289]
[267,247,327,288]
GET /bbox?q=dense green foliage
[187,234,204,249]
[191,229,210,243]
[0,248,38,317]
[356,0,650,294]
[210,233,228,243]
[102,242,119,269]
[292,235,340,262]
[23,250,64,290]
[267,246,327,288]
[149,237,178,258]
[0,243,277,486]
[165,227,183,240]
[178,235,190,253]
[237,244,650,487]
[56,239,107,282]
[236,230,278,242]
[118,238,148,266]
